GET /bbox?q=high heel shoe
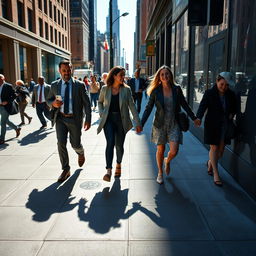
[206,160,213,176]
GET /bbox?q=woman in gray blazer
[97,66,142,182]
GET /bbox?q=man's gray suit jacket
[46,78,91,127]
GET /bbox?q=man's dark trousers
[133,92,143,113]
[36,102,51,126]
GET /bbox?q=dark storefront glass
[193,26,208,112]
[19,46,27,82]
[229,0,256,166]
[42,51,63,83]
[171,25,175,72]
[193,0,229,112]
[175,11,189,97]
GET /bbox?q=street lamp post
[109,0,129,69]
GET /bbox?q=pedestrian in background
[100,72,108,92]
[97,66,142,182]
[196,72,238,186]
[47,60,91,183]
[141,65,199,184]
[32,76,51,129]
[83,76,90,92]
[129,69,146,113]
[15,79,32,126]
[0,74,21,144]
[89,74,100,111]
[29,78,36,93]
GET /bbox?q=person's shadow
[78,178,141,234]
[137,179,209,240]
[26,169,82,222]
[18,128,54,146]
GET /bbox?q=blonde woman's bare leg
[156,144,165,184]
[164,141,179,175]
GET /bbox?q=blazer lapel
[106,86,112,107]
[71,78,75,110]
[119,86,124,109]
[57,79,62,95]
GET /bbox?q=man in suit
[0,74,21,144]
[32,76,51,129]
[47,60,91,183]
[129,69,146,113]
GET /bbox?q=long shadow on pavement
[26,169,82,222]
[18,128,55,146]
[78,178,141,234]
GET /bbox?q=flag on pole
[104,39,109,51]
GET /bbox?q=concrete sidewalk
[0,100,256,256]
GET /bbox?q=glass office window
[27,8,33,32]
[229,0,256,166]
[175,11,189,96]
[171,25,175,73]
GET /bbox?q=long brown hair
[106,66,126,87]
[147,65,177,95]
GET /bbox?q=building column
[2,39,20,85]
[30,47,42,80]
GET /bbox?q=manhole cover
[80,181,101,190]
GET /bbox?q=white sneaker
[156,174,164,184]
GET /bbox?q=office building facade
[70,0,89,70]
[0,0,70,84]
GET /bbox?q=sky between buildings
[97,0,137,75]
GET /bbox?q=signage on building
[172,0,188,23]
[146,40,155,56]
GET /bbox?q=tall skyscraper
[89,0,97,69]
[70,0,90,69]
[107,0,121,66]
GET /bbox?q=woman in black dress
[196,72,238,186]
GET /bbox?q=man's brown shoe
[57,170,70,183]
[78,153,85,167]
[16,127,21,138]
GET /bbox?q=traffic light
[188,0,224,26]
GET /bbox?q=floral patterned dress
[151,95,182,145]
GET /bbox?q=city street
[0,99,256,256]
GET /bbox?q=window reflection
[175,11,189,97]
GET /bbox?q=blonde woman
[15,80,32,126]
[97,66,142,182]
[141,65,200,184]
[89,75,100,110]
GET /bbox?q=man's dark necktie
[39,85,43,103]
[64,82,69,114]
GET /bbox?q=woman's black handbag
[178,111,189,132]
[225,120,237,140]
[9,100,19,115]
